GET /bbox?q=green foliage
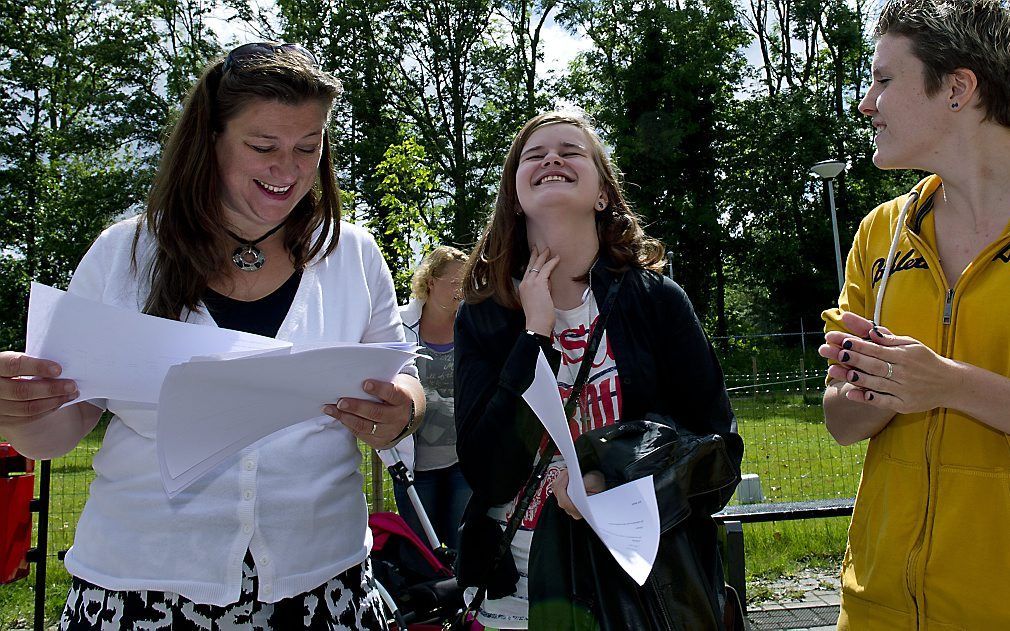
[0,0,222,348]
[0,0,161,348]
[560,0,748,326]
[372,137,447,300]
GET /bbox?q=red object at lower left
[1,443,34,584]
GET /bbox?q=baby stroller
[370,446,477,630]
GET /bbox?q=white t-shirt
[62,216,415,606]
[473,287,622,628]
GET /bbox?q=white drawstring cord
[872,190,920,327]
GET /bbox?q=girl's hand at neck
[519,246,562,336]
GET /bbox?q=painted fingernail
[849,372,859,382]
[867,393,875,401]
[841,352,850,362]
[872,327,885,338]
[842,340,853,350]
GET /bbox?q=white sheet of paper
[521,350,661,585]
[25,282,290,404]
[157,344,419,497]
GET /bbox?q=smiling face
[859,34,951,170]
[215,98,329,235]
[514,123,606,226]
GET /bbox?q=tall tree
[720,0,915,333]
[0,0,158,348]
[0,0,224,348]
[560,0,748,328]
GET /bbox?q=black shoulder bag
[444,272,624,631]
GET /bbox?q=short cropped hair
[875,0,1010,127]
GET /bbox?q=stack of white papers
[157,343,418,496]
[522,350,661,585]
[26,283,420,497]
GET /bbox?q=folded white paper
[522,350,661,585]
[25,282,290,404]
[156,344,419,497]
[24,282,421,498]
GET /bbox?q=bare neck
[419,300,456,344]
[932,122,1010,228]
[527,221,600,310]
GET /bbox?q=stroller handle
[385,447,443,550]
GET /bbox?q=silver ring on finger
[884,361,894,380]
[529,268,540,274]
[369,421,377,436]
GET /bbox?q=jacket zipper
[901,229,951,628]
[648,575,674,627]
[895,213,1010,628]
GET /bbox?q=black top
[454,256,738,505]
[203,270,302,338]
[453,253,740,599]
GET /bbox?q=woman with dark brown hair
[0,43,423,630]
[454,111,740,629]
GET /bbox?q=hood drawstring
[872,190,921,327]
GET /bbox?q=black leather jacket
[453,255,741,620]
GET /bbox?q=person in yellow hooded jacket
[820,1,1010,629]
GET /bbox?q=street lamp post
[810,159,847,292]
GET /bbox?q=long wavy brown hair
[462,111,664,308]
[134,48,343,319]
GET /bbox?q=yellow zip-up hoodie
[823,175,1010,630]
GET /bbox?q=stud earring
[951,102,959,109]
[596,200,606,210]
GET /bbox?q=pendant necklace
[226,222,286,272]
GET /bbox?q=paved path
[746,567,840,630]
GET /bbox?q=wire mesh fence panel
[729,393,865,503]
[716,334,866,506]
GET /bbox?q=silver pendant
[232,244,266,271]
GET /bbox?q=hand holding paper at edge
[521,349,661,585]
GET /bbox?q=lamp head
[810,159,846,180]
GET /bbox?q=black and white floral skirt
[60,555,388,630]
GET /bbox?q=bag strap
[462,270,625,620]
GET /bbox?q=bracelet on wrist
[390,399,417,444]
[524,329,552,346]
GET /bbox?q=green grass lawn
[730,394,866,596]
[1,394,865,626]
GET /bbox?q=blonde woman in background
[393,246,471,550]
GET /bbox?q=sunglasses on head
[223,42,319,72]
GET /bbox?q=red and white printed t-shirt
[473,287,622,629]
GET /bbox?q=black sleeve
[655,277,741,464]
[454,301,561,505]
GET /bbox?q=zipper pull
[943,289,954,325]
